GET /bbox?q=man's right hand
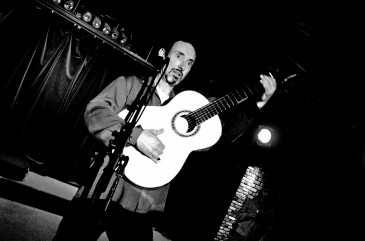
[136,128,165,163]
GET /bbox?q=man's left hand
[257,74,277,109]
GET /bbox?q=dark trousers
[229,231,249,241]
[53,198,153,241]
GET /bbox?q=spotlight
[255,125,276,147]
[92,16,101,29]
[102,23,111,35]
[119,30,128,45]
[75,12,82,18]
[111,27,119,39]
[82,12,92,22]
[257,128,272,144]
[64,1,74,10]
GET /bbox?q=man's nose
[178,60,186,71]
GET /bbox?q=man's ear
[158,48,166,58]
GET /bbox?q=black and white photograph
[0,1,363,240]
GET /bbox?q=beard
[164,69,182,86]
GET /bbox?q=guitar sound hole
[172,111,199,137]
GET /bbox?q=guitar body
[119,90,222,188]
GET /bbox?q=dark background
[93,3,365,240]
[1,1,364,240]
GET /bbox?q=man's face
[164,41,196,86]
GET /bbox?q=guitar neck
[190,81,264,125]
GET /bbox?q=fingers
[145,148,162,164]
[154,128,164,135]
[136,128,165,163]
[260,74,277,95]
[260,74,276,89]
[256,74,277,109]
[150,151,161,164]
[144,145,163,164]
[149,129,165,162]
[149,135,164,163]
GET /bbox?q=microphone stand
[85,59,169,236]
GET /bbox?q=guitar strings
[190,91,243,124]
[188,90,244,124]
[188,84,262,126]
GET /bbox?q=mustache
[170,68,182,76]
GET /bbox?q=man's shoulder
[122,75,143,82]
[115,75,147,86]
[124,75,153,85]
[122,75,151,82]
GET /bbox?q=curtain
[0,1,154,184]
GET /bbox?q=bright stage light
[92,16,101,29]
[255,125,276,147]
[82,12,92,22]
[257,128,272,144]
[63,1,74,10]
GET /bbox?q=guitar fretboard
[186,82,264,128]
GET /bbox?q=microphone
[161,56,170,66]
[158,57,170,73]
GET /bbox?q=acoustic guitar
[119,81,265,188]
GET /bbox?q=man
[53,39,276,241]
[229,188,277,241]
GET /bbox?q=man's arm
[220,74,277,143]
[84,76,165,163]
[83,76,143,147]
